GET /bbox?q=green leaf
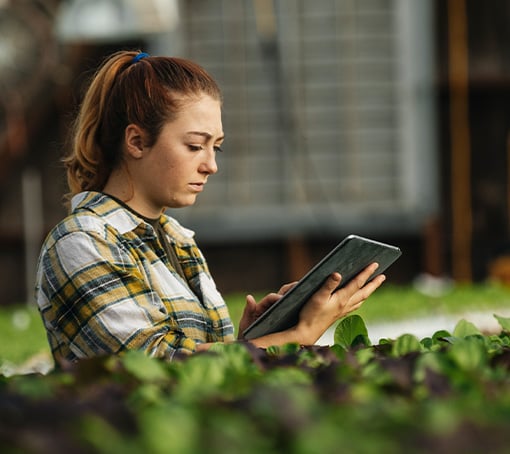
[414,351,448,384]
[453,319,482,338]
[121,350,168,382]
[8,375,56,399]
[80,415,142,454]
[432,330,452,343]
[355,346,375,365]
[391,333,422,357]
[265,342,301,356]
[420,337,433,350]
[174,343,259,400]
[494,314,510,331]
[448,336,488,372]
[263,366,311,386]
[334,315,371,349]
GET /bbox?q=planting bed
[1,314,510,453]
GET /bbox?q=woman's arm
[37,230,200,362]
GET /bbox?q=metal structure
[165,0,438,242]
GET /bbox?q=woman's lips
[189,182,204,192]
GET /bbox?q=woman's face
[128,94,223,217]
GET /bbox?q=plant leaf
[448,337,488,371]
[432,330,452,343]
[392,333,422,357]
[334,315,371,349]
[121,350,168,382]
[453,319,481,338]
[494,314,510,331]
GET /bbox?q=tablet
[242,234,402,340]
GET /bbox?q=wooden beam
[448,0,472,282]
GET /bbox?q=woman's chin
[167,196,198,209]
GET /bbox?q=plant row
[1,314,510,453]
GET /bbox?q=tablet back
[242,234,401,340]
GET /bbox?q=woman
[35,50,385,365]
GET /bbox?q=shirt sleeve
[37,230,198,362]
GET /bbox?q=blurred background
[1,0,509,306]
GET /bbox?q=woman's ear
[124,124,146,159]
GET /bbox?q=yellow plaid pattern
[35,192,235,364]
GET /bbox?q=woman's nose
[200,149,218,174]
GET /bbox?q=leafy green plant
[2,285,510,453]
[1,313,510,453]
[334,314,371,348]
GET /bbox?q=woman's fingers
[341,262,379,293]
[245,294,257,308]
[331,263,385,311]
[355,262,379,287]
[278,281,298,295]
[343,272,386,314]
[326,272,342,290]
[354,273,386,302]
[253,292,282,314]
[315,262,381,301]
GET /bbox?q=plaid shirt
[35,192,235,363]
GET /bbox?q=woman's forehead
[164,95,223,137]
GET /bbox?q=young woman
[35,50,385,365]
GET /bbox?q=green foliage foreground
[2,315,510,454]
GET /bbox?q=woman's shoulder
[43,192,141,248]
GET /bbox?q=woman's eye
[188,144,223,152]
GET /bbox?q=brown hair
[64,50,222,199]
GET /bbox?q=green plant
[2,313,510,453]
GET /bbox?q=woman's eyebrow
[186,131,225,141]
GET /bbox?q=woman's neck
[103,170,163,219]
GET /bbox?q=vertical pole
[448,0,472,281]
[22,168,44,305]
[286,236,312,283]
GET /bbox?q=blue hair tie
[132,52,149,64]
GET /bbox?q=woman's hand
[243,262,386,348]
[293,262,385,344]
[237,281,297,338]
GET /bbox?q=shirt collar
[71,191,196,244]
